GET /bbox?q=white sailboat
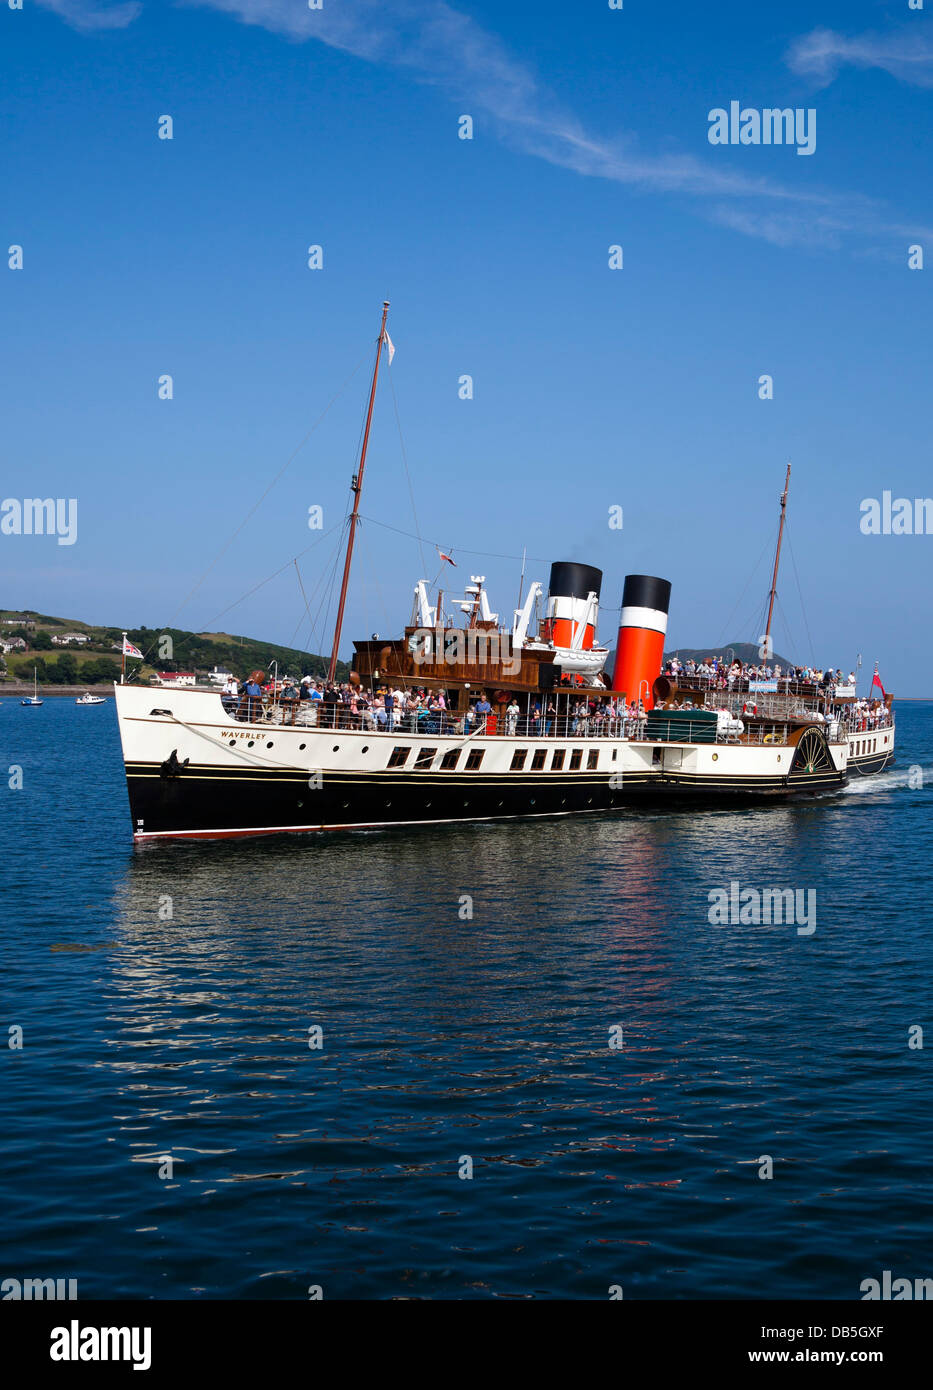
[21,667,43,706]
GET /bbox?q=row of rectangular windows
[386,746,601,772]
[391,738,887,771]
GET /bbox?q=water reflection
[5,702,928,1298]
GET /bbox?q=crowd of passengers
[664,656,859,691]
[222,671,648,733]
[223,670,890,735]
[662,658,891,728]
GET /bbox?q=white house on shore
[155,671,197,687]
[51,632,91,646]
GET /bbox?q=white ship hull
[113,685,895,841]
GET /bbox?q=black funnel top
[549,561,603,601]
[621,574,672,613]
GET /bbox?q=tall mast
[327,300,390,684]
[764,463,791,651]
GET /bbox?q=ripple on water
[0,702,931,1297]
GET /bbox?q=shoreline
[1,684,115,698]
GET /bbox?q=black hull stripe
[130,785,846,841]
[124,772,852,840]
[126,769,842,791]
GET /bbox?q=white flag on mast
[382,328,395,364]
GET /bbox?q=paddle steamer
[114,304,895,840]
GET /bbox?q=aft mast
[327,300,391,685]
[763,464,791,656]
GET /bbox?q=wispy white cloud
[37,0,141,31]
[192,1,808,198]
[705,197,925,254]
[184,0,932,248]
[36,0,932,250]
[787,27,933,89]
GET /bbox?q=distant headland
[0,609,346,689]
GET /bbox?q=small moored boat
[21,667,43,706]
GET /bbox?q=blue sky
[2,0,931,690]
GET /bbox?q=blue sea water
[0,698,930,1300]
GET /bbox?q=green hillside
[665,641,796,667]
[0,610,347,685]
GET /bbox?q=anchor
[159,749,190,779]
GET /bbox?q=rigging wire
[753,594,770,649]
[778,598,800,667]
[146,342,377,674]
[315,519,351,671]
[784,523,817,667]
[178,522,342,644]
[135,521,344,678]
[290,519,349,661]
[357,512,546,564]
[714,533,774,649]
[289,557,324,655]
[358,525,396,651]
[137,350,370,662]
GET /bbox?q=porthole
[247,740,255,748]
[530,798,536,805]
[332,745,340,752]
[299,743,306,750]
[777,755,781,764]
[362,745,369,753]
[228,739,235,746]
[711,753,718,761]
[297,801,304,808]
[266,742,273,749]
[425,801,432,808]
[385,801,391,808]
[343,802,349,808]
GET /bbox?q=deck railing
[229,699,646,741]
[226,700,779,748]
[224,694,891,746]
[837,712,893,737]
[671,672,832,700]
